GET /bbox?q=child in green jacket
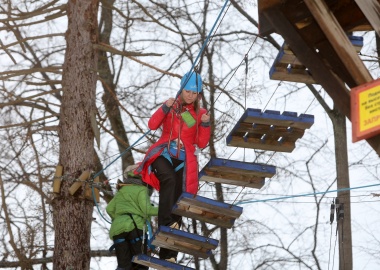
[107,164,158,270]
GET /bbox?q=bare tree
[1,1,380,270]
[51,0,99,269]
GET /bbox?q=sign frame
[351,78,380,142]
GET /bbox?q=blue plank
[269,63,278,78]
[176,192,243,214]
[203,157,276,175]
[348,35,363,47]
[132,254,195,270]
[264,109,280,115]
[282,111,297,117]
[245,108,314,124]
[155,226,219,247]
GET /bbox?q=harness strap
[108,235,145,252]
[161,145,185,172]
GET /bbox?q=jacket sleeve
[106,198,116,220]
[197,109,211,148]
[137,189,158,218]
[148,103,169,130]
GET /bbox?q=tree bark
[52,0,99,269]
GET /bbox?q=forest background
[1,0,380,269]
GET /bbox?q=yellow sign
[359,86,380,131]
[352,78,380,142]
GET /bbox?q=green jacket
[106,184,158,240]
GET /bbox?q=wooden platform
[132,254,195,270]
[172,192,243,228]
[226,108,314,152]
[151,226,219,259]
[269,43,316,84]
[199,157,276,189]
[270,36,363,84]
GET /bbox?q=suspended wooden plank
[132,254,195,270]
[348,35,364,53]
[270,36,363,84]
[270,65,317,85]
[199,158,276,189]
[226,109,314,152]
[151,226,218,259]
[269,43,317,84]
[172,192,243,228]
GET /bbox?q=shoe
[169,222,179,229]
[165,257,176,263]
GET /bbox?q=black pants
[113,230,148,270]
[151,155,184,260]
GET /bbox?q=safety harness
[109,214,155,252]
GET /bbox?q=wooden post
[69,170,91,196]
[53,165,63,194]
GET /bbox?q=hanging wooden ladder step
[172,192,243,228]
[226,108,314,152]
[132,254,195,270]
[151,226,219,259]
[269,36,363,84]
[199,157,276,189]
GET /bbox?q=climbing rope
[234,183,380,205]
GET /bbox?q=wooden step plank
[132,254,195,270]
[240,109,314,129]
[270,43,317,84]
[348,35,364,53]
[270,36,363,84]
[232,122,306,142]
[199,158,276,189]
[228,122,306,152]
[151,226,218,259]
[173,203,234,228]
[227,135,296,152]
[270,64,317,84]
[225,108,314,152]
[274,47,305,67]
[172,192,243,228]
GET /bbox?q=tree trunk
[331,107,353,270]
[52,0,99,269]
[98,0,134,172]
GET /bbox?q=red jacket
[136,100,210,194]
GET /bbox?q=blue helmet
[180,72,202,93]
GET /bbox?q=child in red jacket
[136,72,210,262]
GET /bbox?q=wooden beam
[258,0,282,35]
[314,39,358,88]
[304,0,373,85]
[264,8,380,157]
[263,8,351,118]
[355,0,380,37]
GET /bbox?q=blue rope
[92,185,112,224]
[175,0,230,99]
[235,183,380,205]
[190,0,229,72]
[92,129,151,180]
[91,130,151,224]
